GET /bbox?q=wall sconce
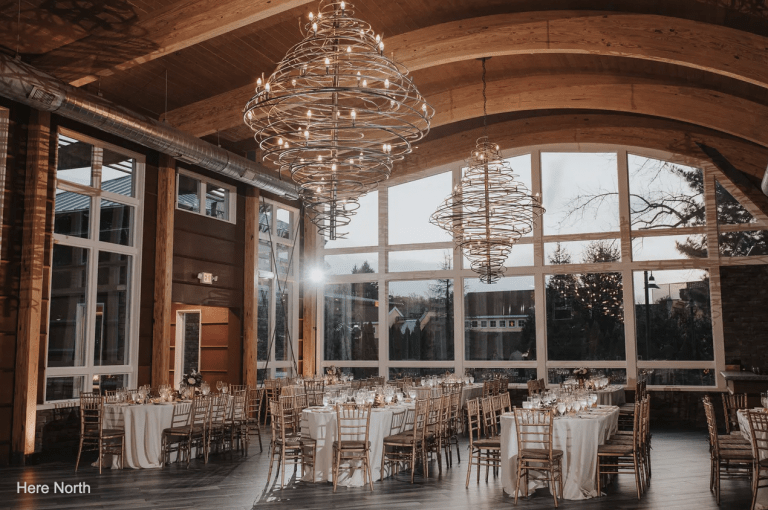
[197,272,218,285]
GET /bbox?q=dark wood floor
[0,429,753,509]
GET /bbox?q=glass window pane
[628,155,705,230]
[94,251,131,366]
[632,234,707,261]
[257,279,271,361]
[276,208,292,240]
[642,368,715,386]
[388,280,454,361]
[389,367,455,379]
[275,284,291,361]
[716,181,755,225]
[324,282,380,361]
[259,241,272,272]
[548,368,627,385]
[93,374,127,394]
[205,185,229,220]
[57,135,92,187]
[48,245,88,367]
[389,172,452,245]
[339,367,380,380]
[276,244,292,278]
[177,174,200,213]
[99,200,133,246]
[503,244,534,267]
[546,272,625,361]
[465,368,537,384]
[545,239,620,265]
[633,269,713,361]
[101,148,134,197]
[259,202,273,233]
[719,230,768,257]
[46,376,85,401]
[541,153,619,236]
[323,191,378,249]
[323,253,378,275]
[464,276,536,361]
[389,249,453,272]
[54,190,90,238]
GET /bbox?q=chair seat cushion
[598,443,636,455]
[473,438,501,449]
[519,448,563,459]
[332,440,370,450]
[719,448,754,461]
[277,436,303,447]
[101,429,125,438]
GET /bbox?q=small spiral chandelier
[430,58,544,284]
[244,0,434,240]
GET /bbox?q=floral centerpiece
[325,365,342,384]
[182,369,203,389]
[573,368,590,379]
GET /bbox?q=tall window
[317,147,768,389]
[258,199,300,379]
[46,130,144,401]
[176,168,235,222]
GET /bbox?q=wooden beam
[243,187,259,387]
[32,0,313,87]
[12,109,51,462]
[696,142,768,219]
[0,108,8,257]
[164,11,768,137]
[302,213,317,378]
[152,154,175,387]
[395,113,768,181]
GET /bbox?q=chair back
[466,398,482,445]
[209,394,228,428]
[279,395,298,433]
[269,400,289,443]
[411,399,429,442]
[80,393,105,436]
[265,379,281,402]
[229,384,248,396]
[336,403,372,446]
[704,398,721,456]
[231,393,247,422]
[427,396,442,434]
[480,396,497,436]
[247,388,264,422]
[304,379,325,406]
[500,392,512,413]
[170,401,193,428]
[442,381,463,394]
[527,379,542,396]
[722,393,748,434]
[513,407,555,460]
[192,395,211,428]
[389,407,407,435]
[747,410,768,463]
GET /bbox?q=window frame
[44,127,145,404]
[175,167,236,224]
[316,143,768,391]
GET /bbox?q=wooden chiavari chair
[304,379,325,406]
[723,393,749,435]
[382,398,429,483]
[267,400,304,489]
[466,398,500,486]
[160,400,193,466]
[483,380,494,398]
[333,403,374,492]
[597,398,646,501]
[263,378,281,424]
[445,390,461,466]
[246,388,264,452]
[76,394,125,473]
[186,395,212,465]
[389,407,407,436]
[703,398,753,503]
[747,410,768,510]
[480,396,499,438]
[513,407,563,507]
[226,393,249,454]
[228,384,248,396]
[207,394,229,455]
[527,379,542,396]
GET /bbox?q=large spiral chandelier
[243,0,434,240]
[430,58,544,284]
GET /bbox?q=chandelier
[243,0,434,240]
[430,58,544,284]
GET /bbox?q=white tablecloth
[500,405,620,500]
[739,409,767,510]
[597,386,626,407]
[461,384,485,408]
[301,404,411,486]
[102,403,179,469]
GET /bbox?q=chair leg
[465,450,473,488]
[366,451,374,491]
[98,439,103,474]
[634,455,641,500]
[75,437,84,472]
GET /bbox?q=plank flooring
[0,429,753,509]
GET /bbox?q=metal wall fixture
[244,0,434,239]
[430,58,544,284]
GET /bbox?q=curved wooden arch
[424,73,768,148]
[395,113,768,182]
[165,11,768,137]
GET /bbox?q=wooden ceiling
[3,0,768,183]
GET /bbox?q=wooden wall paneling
[152,154,175,387]
[227,308,241,385]
[243,187,259,387]
[0,108,7,256]
[12,109,51,463]
[302,213,317,377]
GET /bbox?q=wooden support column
[243,187,259,387]
[12,110,51,463]
[0,108,8,254]
[152,154,175,387]
[302,214,317,377]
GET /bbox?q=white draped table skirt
[500,405,620,500]
[101,403,179,469]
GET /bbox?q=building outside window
[46,130,144,401]
[176,168,236,223]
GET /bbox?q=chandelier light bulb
[309,12,314,19]
[331,163,337,171]
[347,46,352,53]
[278,137,283,145]
[340,1,345,10]
[312,22,318,32]
[257,77,262,87]
[264,83,270,92]
[384,78,389,88]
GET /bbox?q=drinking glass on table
[221,383,228,394]
[557,402,567,416]
[396,391,404,403]
[216,381,223,393]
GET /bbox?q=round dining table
[499,405,620,500]
[596,385,626,406]
[739,409,768,509]
[300,403,413,486]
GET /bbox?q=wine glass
[408,389,416,400]
[216,381,223,393]
[396,391,404,403]
[469,376,475,384]
[557,402,567,416]
[221,383,228,394]
[201,382,210,396]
